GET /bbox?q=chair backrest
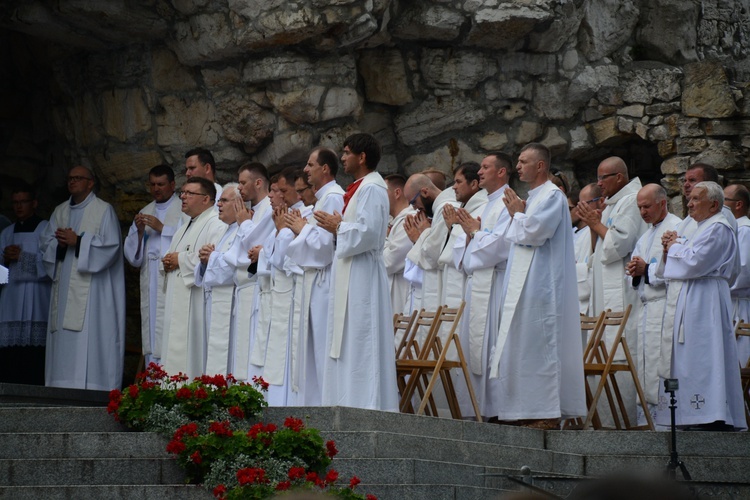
[425,302,466,358]
[394,310,418,359]
[403,307,443,361]
[581,311,606,360]
[584,306,632,364]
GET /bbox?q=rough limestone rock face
[3,0,750,222]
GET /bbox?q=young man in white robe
[314,133,398,411]
[41,166,126,391]
[577,156,648,423]
[723,184,750,366]
[255,168,311,406]
[625,184,681,426]
[452,153,513,419]
[0,185,51,385]
[124,165,187,367]
[657,181,746,430]
[489,143,586,429]
[221,163,274,382]
[185,147,223,205]
[403,174,459,314]
[570,184,603,317]
[195,183,241,376]
[383,174,418,315]
[160,177,227,379]
[284,148,345,406]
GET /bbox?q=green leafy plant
[108,363,375,500]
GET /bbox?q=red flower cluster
[166,439,186,454]
[170,372,189,382]
[212,484,227,499]
[190,450,202,464]
[275,480,291,491]
[247,422,277,439]
[349,476,361,489]
[228,405,245,419]
[284,416,305,432]
[199,374,228,388]
[325,469,339,484]
[326,440,338,458]
[366,495,377,500]
[208,420,234,437]
[194,387,209,399]
[128,385,139,399]
[287,466,306,480]
[175,387,192,399]
[174,422,199,440]
[237,467,268,486]
[107,389,122,415]
[252,375,269,391]
[305,471,324,487]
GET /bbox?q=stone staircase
[0,386,748,499]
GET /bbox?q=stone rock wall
[2,0,750,220]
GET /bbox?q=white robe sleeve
[123,221,144,267]
[383,221,413,276]
[732,226,750,289]
[336,184,388,259]
[462,210,512,275]
[504,194,564,247]
[287,193,343,268]
[664,223,734,280]
[600,198,643,265]
[77,205,122,274]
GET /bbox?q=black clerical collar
[14,214,43,233]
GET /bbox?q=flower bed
[108,363,375,500]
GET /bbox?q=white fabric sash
[659,212,731,378]
[490,181,558,378]
[330,172,387,359]
[50,196,108,332]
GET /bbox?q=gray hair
[694,181,724,205]
[221,182,240,199]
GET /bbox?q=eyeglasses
[584,197,601,204]
[296,186,311,195]
[179,190,209,198]
[408,192,420,207]
[217,197,233,204]
[597,173,618,181]
[67,176,93,183]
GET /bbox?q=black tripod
[664,378,691,480]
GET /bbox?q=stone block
[421,49,497,90]
[394,95,486,146]
[645,101,681,116]
[515,121,542,144]
[403,140,484,175]
[540,127,568,156]
[392,4,465,41]
[617,117,634,134]
[589,117,627,146]
[267,86,326,124]
[569,126,592,158]
[497,52,557,76]
[321,87,362,122]
[479,132,509,151]
[648,124,670,142]
[528,0,585,53]
[634,122,649,140]
[693,140,743,170]
[156,95,219,148]
[256,129,314,167]
[466,5,554,50]
[675,137,707,154]
[486,79,531,101]
[705,119,750,136]
[578,0,639,62]
[502,102,527,121]
[676,116,702,137]
[359,49,412,106]
[620,62,682,104]
[660,156,690,175]
[657,139,676,157]
[150,48,197,92]
[213,92,275,152]
[682,60,738,118]
[200,66,241,88]
[95,149,164,189]
[243,53,357,87]
[617,104,645,118]
[534,81,580,120]
[101,88,151,142]
[635,0,700,64]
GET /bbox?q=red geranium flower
[288,466,306,480]
[228,406,245,419]
[326,440,338,458]
[325,469,339,484]
[175,387,192,399]
[252,375,269,391]
[190,450,202,464]
[284,416,305,432]
[247,422,264,439]
[194,387,209,399]
[209,420,233,437]
[128,385,139,399]
[264,423,277,433]
[166,439,186,454]
[237,467,267,485]
[366,495,378,500]
[349,476,361,489]
[276,480,291,491]
[212,484,227,499]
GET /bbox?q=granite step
[0,407,123,433]
[0,458,185,486]
[0,485,212,500]
[0,432,167,459]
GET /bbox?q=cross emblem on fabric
[690,394,705,410]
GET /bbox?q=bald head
[597,156,629,198]
[637,183,668,225]
[404,173,441,217]
[724,184,750,219]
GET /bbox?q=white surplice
[161,208,227,379]
[286,181,345,406]
[384,205,418,315]
[0,217,51,347]
[572,227,593,316]
[731,216,750,366]
[489,181,586,420]
[656,213,746,429]
[123,195,187,365]
[41,193,126,390]
[406,188,458,313]
[195,222,238,376]
[452,187,511,418]
[322,173,399,411]
[221,197,274,382]
[628,213,681,425]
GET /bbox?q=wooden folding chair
[582,306,654,430]
[394,310,418,360]
[563,312,607,430]
[397,302,482,421]
[733,321,750,426]
[396,308,441,416]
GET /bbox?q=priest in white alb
[489,143,586,429]
[124,165,187,366]
[656,181,745,430]
[41,166,126,391]
[383,174,417,315]
[723,183,750,366]
[314,133,398,411]
[625,184,681,426]
[160,177,227,379]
